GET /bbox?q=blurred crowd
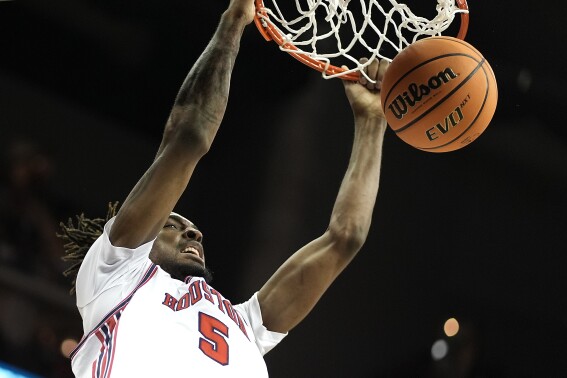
[0,139,79,377]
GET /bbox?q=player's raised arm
[109,0,255,249]
[257,58,390,333]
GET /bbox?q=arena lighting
[0,361,41,378]
[60,338,79,358]
[444,317,460,337]
[431,339,449,361]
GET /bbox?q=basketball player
[60,0,389,376]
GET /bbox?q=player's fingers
[366,59,380,89]
[376,59,390,84]
[366,59,379,84]
[358,58,369,86]
[367,59,388,91]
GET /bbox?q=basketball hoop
[254,0,469,82]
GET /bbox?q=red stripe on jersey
[72,264,158,362]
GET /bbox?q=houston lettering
[388,68,458,120]
[162,280,249,340]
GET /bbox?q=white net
[256,0,469,81]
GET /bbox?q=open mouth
[180,246,202,259]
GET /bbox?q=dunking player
[60,0,389,376]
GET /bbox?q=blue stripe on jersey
[70,263,158,360]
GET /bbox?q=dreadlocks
[58,202,119,294]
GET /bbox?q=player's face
[149,213,212,282]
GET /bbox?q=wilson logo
[387,68,459,120]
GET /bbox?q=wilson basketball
[381,36,498,153]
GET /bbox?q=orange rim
[254,0,470,81]
[456,0,470,40]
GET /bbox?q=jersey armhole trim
[70,263,158,360]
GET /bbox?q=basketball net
[254,0,469,82]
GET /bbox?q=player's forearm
[327,115,387,250]
[161,11,248,155]
[111,11,250,248]
[257,115,386,333]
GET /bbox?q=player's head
[59,204,212,295]
[149,212,213,283]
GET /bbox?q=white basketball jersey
[70,218,286,378]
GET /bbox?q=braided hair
[58,202,118,294]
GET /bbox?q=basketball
[380,36,498,153]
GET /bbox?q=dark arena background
[1,1,566,377]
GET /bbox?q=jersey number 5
[198,312,229,365]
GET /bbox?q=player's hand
[227,0,256,25]
[343,58,390,120]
